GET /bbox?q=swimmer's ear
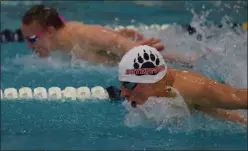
[165,86,178,98]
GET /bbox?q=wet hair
[22,4,65,29]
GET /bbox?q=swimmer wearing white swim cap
[118,45,248,125]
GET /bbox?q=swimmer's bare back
[169,68,248,110]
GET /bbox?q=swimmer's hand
[165,86,178,98]
[137,37,164,51]
[116,28,164,51]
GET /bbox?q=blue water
[1,1,247,150]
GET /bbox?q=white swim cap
[118,45,167,83]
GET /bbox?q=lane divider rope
[1,86,112,101]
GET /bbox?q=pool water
[1,1,247,150]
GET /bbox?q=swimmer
[21,4,198,67]
[118,45,248,125]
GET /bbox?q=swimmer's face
[21,21,57,57]
[121,82,157,107]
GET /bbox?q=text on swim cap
[125,65,165,75]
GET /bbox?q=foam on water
[9,51,117,75]
[123,95,247,133]
[122,87,193,133]
[122,84,247,133]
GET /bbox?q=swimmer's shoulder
[61,21,89,39]
[170,68,207,80]
[66,22,105,34]
[167,68,188,76]
[55,22,86,47]
[66,21,84,26]
[64,21,85,30]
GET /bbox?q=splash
[1,1,246,121]
[122,89,247,133]
[121,6,247,131]
[187,10,247,88]
[10,51,116,72]
[122,87,192,133]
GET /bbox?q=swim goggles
[122,82,137,91]
[25,30,45,44]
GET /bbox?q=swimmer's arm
[78,25,137,57]
[163,52,208,68]
[117,28,144,41]
[162,52,195,68]
[200,80,248,110]
[200,107,247,125]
